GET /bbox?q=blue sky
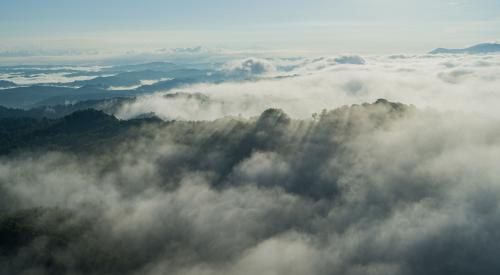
[1,0,500,54]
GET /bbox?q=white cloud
[116,54,500,120]
[108,78,174,91]
[222,58,277,76]
[0,65,107,85]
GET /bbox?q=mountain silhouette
[430,43,500,54]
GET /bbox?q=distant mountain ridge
[0,80,16,88]
[430,43,500,54]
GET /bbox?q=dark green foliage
[0,98,132,120]
[0,109,162,155]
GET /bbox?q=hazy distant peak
[0,80,16,88]
[430,43,500,54]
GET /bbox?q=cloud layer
[116,54,500,120]
[2,99,500,274]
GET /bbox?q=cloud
[333,55,366,65]
[0,72,101,85]
[107,78,173,91]
[0,65,107,85]
[231,151,290,187]
[3,99,500,274]
[4,54,500,274]
[437,69,473,83]
[223,58,277,76]
[114,54,500,120]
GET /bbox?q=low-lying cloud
[2,53,500,275]
[115,54,500,121]
[223,58,277,76]
[2,100,500,274]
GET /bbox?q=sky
[1,0,500,55]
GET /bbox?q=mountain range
[430,43,500,54]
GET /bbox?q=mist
[116,54,500,121]
[3,0,500,272]
[2,97,500,274]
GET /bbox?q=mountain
[104,61,181,73]
[0,98,134,120]
[68,70,169,88]
[0,80,16,88]
[0,85,141,109]
[430,43,500,54]
[0,109,162,154]
[0,86,76,108]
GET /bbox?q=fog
[2,97,500,274]
[116,54,500,120]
